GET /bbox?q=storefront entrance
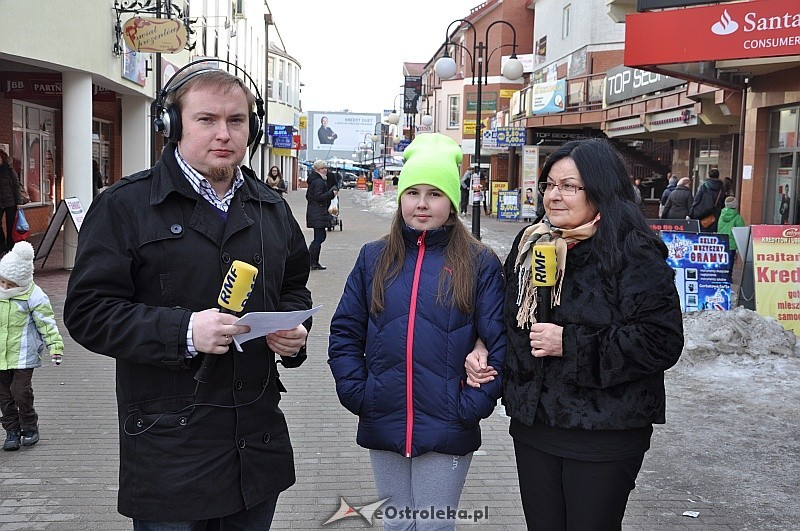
[766,107,800,225]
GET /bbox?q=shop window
[12,101,56,205]
[93,119,112,188]
[766,106,800,224]
[770,108,798,148]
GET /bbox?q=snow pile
[680,307,799,364]
[349,188,398,218]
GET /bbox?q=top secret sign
[604,65,684,106]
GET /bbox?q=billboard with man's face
[309,112,379,153]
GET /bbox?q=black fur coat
[502,229,684,430]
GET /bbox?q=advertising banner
[403,76,422,114]
[482,129,498,149]
[372,179,385,196]
[661,231,732,312]
[308,112,378,152]
[531,80,566,115]
[496,127,526,147]
[122,17,187,53]
[491,181,508,216]
[648,219,700,233]
[604,65,685,106]
[521,146,539,219]
[497,190,520,221]
[751,225,800,335]
[2,74,115,101]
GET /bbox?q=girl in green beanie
[329,133,506,530]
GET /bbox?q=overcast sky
[267,0,482,114]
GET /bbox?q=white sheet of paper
[231,306,322,350]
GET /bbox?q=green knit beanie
[397,133,463,211]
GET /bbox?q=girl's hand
[464,339,496,388]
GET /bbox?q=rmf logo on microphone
[532,243,556,286]
[219,261,258,311]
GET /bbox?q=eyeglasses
[537,181,586,196]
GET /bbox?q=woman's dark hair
[539,138,667,275]
[269,165,281,176]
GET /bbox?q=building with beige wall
[0,0,301,265]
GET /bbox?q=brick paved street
[0,188,797,530]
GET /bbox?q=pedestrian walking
[306,160,338,270]
[328,133,506,530]
[0,149,24,253]
[1,241,63,451]
[661,177,693,219]
[266,165,287,194]
[690,168,727,232]
[460,168,472,215]
[659,172,677,216]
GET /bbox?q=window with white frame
[562,4,571,39]
[277,59,286,102]
[11,101,57,205]
[448,95,460,129]
[267,56,274,99]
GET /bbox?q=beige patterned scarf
[266,175,282,189]
[514,214,600,328]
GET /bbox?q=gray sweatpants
[369,449,473,531]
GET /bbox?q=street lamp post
[371,122,388,180]
[434,19,523,239]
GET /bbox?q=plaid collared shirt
[175,147,244,212]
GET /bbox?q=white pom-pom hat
[0,241,35,288]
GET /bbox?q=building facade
[0,0,301,264]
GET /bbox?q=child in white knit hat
[0,241,63,451]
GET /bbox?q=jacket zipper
[405,232,426,457]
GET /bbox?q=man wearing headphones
[64,65,312,528]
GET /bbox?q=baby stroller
[327,195,342,231]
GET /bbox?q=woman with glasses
[467,138,684,530]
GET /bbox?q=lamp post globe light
[421,114,434,128]
[434,19,523,239]
[387,92,403,128]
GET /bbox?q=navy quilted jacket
[328,225,506,457]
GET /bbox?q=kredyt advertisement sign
[751,225,800,336]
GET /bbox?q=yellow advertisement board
[751,225,800,335]
[490,181,508,217]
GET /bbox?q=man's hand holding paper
[231,306,321,353]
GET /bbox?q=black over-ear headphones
[152,58,265,147]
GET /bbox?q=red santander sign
[626,0,800,66]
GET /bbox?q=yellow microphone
[218,261,258,314]
[194,261,259,383]
[531,241,557,323]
